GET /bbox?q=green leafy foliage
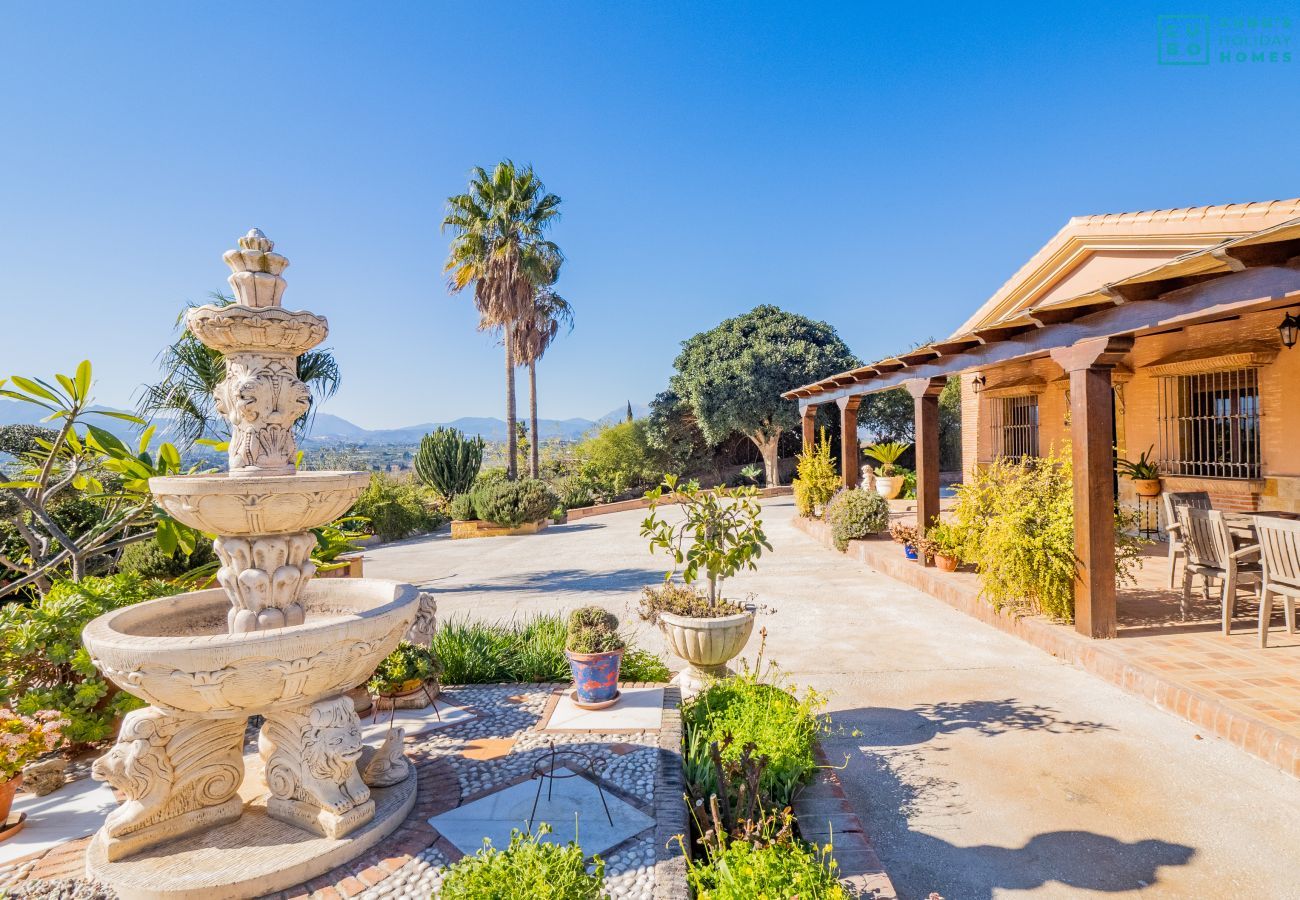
[348,473,447,543]
[824,488,889,551]
[926,521,966,560]
[0,574,179,745]
[448,493,478,521]
[367,641,442,695]
[310,516,369,571]
[951,447,1143,621]
[681,671,824,810]
[862,441,910,476]
[1116,445,1161,480]
[565,606,625,654]
[439,826,605,900]
[792,429,838,518]
[669,305,859,486]
[642,476,770,605]
[433,615,667,684]
[414,427,485,498]
[686,823,848,900]
[472,478,557,527]
[116,535,217,580]
[574,421,661,500]
[548,474,595,511]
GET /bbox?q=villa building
[783,198,1300,639]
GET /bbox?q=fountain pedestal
[83,231,429,899]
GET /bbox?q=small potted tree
[368,641,443,711]
[639,476,772,695]
[926,522,965,572]
[565,607,626,709]
[1117,446,1162,498]
[0,710,66,839]
[863,442,911,500]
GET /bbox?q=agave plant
[1116,445,1160,480]
[862,441,911,476]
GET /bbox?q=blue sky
[0,2,1295,428]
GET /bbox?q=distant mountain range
[0,401,651,447]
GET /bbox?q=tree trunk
[504,330,518,480]
[752,432,782,487]
[528,360,539,480]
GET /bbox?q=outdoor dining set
[1163,491,1300,648]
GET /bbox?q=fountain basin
[150,470,369,535]
[83,579,419,717]
[187,304,327,354]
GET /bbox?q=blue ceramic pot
[566,648,624,706]
[903,544,918,560]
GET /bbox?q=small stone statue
[358,728,410,788]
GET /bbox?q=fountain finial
[239,227,274,252]
[223,227,290,308]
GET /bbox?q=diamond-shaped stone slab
[541,686,664,732]
[0,777,117,866]
[429,768,653,858]
[361,699,475,739]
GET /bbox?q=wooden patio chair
[1253,516,1300,648]
[1162,491,1212,588]
[1176,505,1261,634]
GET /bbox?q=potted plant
[1117,446,1162,498]
[888,520,920,560]
[0,710,66,832]
[863,442,911,500]
[926,522,964,572]
[639,476,772,695]
[564,607,626,709]
[368,641,443,710]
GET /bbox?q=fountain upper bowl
[82,579,420,716]
[149,470,369,535]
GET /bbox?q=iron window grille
[990,395,1039,459]
[1156,368,1261,480]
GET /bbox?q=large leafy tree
[443,161,562,480]
[512,285,574,479]
[670,305,859,486]
[137,293,341,448]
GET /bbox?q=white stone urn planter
[657,606,755,697]
[875,474,905,500]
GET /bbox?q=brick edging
[653,684,689,900]
[792,514,1300,779]
[792,748,898,899]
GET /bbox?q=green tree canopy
[669,305,859,485]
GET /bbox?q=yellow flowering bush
[792,429,838,518]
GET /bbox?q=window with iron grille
[1156,368,1261,479]
[990,395,1039,458]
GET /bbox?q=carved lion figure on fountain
[262,695,370,816]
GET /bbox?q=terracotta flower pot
[935,554,959,572]
[658,608,755,697]
[1133,479,1161,498]
[0,774,22,824]
[566,648,624,708]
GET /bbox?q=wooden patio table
[1224,510,1300,544]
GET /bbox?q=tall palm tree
[513,286,574,478]
[137,292,341,447]
[443,161,561,480]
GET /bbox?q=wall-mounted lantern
[971,374,986,394]
[1278,309,1300,349]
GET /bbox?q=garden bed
[450,518,550,539]
[565,486,792,522]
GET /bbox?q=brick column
[801,404,818,453]
[1050,335,1134,639]
[836,396,862,490]
[906,377,947,563]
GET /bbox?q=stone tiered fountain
[81,230,432,899]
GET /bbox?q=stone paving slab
[0,778,117,867]
[539,685,665,732]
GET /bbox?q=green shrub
[414,427,484,498]
[433,615,669,684]
[793,429,838,517]
[448,493,477,521]
[0,574,179,745]
[565,606,625,654]
[687,830,849,900]
[440,826,605,900]
[574,420,661,499]
[549,474,595,510]
[116,535,217,580]
[472,479,557,527]
[681,672,823,809]
[473,467,510,490]
[348,473,447,542]
[824,488,889,550]
[951,447,1142,621]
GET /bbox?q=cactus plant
[414,427,485,498]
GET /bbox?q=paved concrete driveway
[367,497,1300,899]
